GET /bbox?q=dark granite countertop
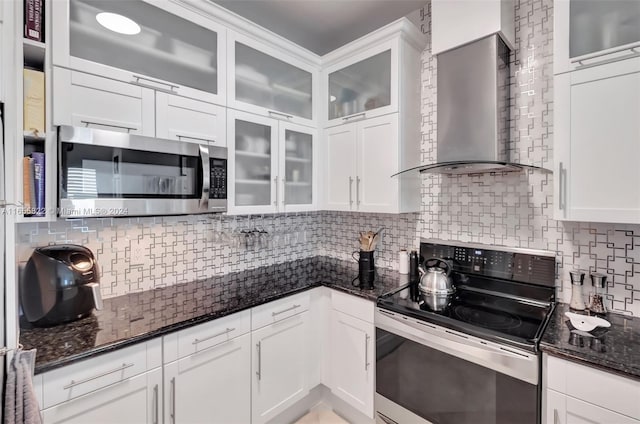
[20,256,402,374]
[540,303,640,380]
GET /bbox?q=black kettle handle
[423,258,451,276]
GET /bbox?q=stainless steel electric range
[375,239,556,424]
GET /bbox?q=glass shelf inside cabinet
[235,120,273,206]
[570,0,640,58]
[69,0,218,94]
[235,42,313,120]
[284,130,312,205]
[328,50,391,120]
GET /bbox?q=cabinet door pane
[69,0,218,94]
[570,0,640,58]
[329,50,391,120]
[235,120,273,206]
[284,130,312,205]
[235,42,312,119]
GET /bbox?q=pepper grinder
[569,271,586,311]
[588,273,607,315]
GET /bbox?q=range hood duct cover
[394,34,551,176]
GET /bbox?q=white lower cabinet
[164,333,251,424]
[252,311,310,424]
[41,368,162,424]
[544,353,640,424]
[330,309,374,418]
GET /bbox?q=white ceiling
[212,0,427,55]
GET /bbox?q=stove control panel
[420,242,555,287]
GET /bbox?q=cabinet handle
[273,177,278,207]
[272,304,301,317]
[152,384,159,424]
[364,334,370,371]
[553,408,559,424]
[177,134,216,144]
[281,177,286,207]
[573,45,640,69]
[132,74,179,92]
[268,110,293,120]
[81,120,137,133]
[342,112,366,122]
[63,363,135,390]
[377,412,399,424]
[256,342,262,381]
[348,177,354,208]
[192,327,235,345]
[356,176,361,206]
[170,377,176,424]
[558,162,564,211]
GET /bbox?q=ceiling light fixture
[96,12,141,35]
[330,95,337,102]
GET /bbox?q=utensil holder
[352,250,375,289]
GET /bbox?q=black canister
[352,250,375,289]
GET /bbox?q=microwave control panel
[209,158,227,199]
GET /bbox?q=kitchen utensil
[565,312,611,332]
[20,244,103,327]
[569,271,586,310]
[352,250,375,289]
[418,258,455,311]
[589,273,607,315]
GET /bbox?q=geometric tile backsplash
[15,0,640,316]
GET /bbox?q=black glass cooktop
[378,284,554,351]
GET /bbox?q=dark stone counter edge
[540,344,640,382]
[31,281,385,375]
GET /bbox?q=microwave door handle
[199,145,210,211]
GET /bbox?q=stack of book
[23,153,45,216]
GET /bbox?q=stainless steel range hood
[395,34,550,176]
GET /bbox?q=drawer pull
[80,120,137,133]
[272,304,301,317]
[177,134,216,144]
[63,363,135,390]
[192,327,235,345]
[132,75,179,92]
[342,112,366,121]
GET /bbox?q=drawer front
[251,291,311,330]
[330,289,374,323]
[41,340,159,408]
[175,310,251,361]
[546,354,640,420]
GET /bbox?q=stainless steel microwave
[58,126,227,217]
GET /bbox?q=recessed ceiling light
[96,12,141,35]
[330,95,337,102]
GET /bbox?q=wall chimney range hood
[394,34,550,176]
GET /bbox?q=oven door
[375,308,540,424]
[58,125,210,217]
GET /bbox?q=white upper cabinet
[431,0,515,55]
[324,39,398,127]
[327,47,393,123]
[554,0,640,74]
[227,31,318,127]
[554,57,640,224]
[228,109,318,214]
[51,0,226,105]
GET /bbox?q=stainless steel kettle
[418,258,455,311]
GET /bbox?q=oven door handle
[199,145,210,211]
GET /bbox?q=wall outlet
[129,240,146,266]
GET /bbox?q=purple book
[31,152,45,216]
[24,0,43,42]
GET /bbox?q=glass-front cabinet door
[279,123,316,212]
[228,32,316,127]
[554,0,640,73]
[325,39,398,127]
[52,0,226,104]
[228,110,279,214]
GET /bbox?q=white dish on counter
[565,311,611,332]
